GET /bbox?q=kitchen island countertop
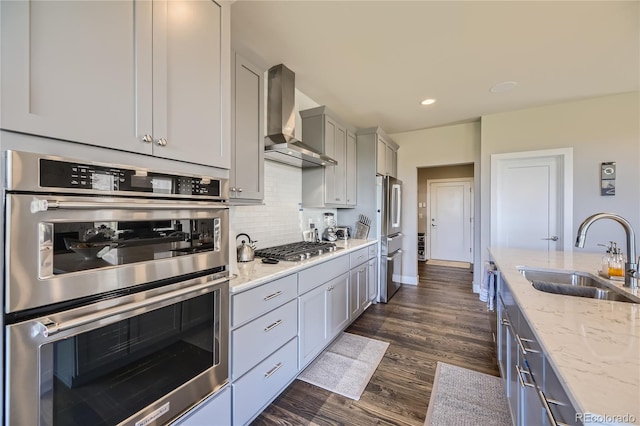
[230,239,376,294]
[489,247,639,424]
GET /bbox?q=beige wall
[393,122,480,285]
[417,164,474,233]
[480,92,640,261]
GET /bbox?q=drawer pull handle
[264,362,283,378]
[516,334,541,355]
[516,364,535,388]
[538,389,560,426]
[264,291,283,301]
[264,319,282,332]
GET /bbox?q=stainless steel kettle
[236,233,256,262]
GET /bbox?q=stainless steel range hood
[264,64,337,168]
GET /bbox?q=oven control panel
[38,158,223,198]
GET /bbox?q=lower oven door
[5,274,229,426]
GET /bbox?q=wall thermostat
[600,162,616,196]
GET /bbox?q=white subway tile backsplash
[230,161,303,249]
[229,160,342,275]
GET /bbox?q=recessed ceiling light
[420,98,436,106]
[490,81,518,93]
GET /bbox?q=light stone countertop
[489,247,640,425]
[230,239,377,294]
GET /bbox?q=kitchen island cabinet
[1,0,229,169]
[300,106,357,207]
[490,247,639,426]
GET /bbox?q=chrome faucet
[575,213,638,289]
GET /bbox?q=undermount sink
[519,268,639,304]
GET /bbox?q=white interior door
[491,149,573,251]
[429,179,473,262]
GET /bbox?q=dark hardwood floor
[252,262,499,426]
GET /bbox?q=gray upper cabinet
[360,127,398,178]
[0,0,228,169]
[300,106,357,208]
[346,131,357,206]
[230,53,264,203]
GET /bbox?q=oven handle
[32,275,229,338]
[30,198,227,213]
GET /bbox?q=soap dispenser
[600,242,613,276]
[608,243,625,277]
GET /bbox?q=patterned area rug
[424,362,511,426]
[297,332,389,401]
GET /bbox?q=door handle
[541,236,559,241]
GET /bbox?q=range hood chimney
[264,64,337,168]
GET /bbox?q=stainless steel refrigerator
[377,175,403,302]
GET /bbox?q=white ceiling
[230,1,639,135]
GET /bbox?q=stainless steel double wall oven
[3,151,230,426]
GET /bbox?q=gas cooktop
[254,241,341,262]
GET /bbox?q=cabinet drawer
[174,386,231,426]
[232,299,298,380]
[517,313,544,383]
[298,255,349,294]
[349,247,368,267]
[232,274,297,326]
[232,337,298,426]
[544,360,579,426]
[368,244,378,258]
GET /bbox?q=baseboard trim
[401,275,418,285]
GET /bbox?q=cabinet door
[327,272,350,339]
[0,0,152,154]
[349,268,360,319]
[323,117,337,203]
[367,257,378,302]
[152,0,226,168]
[346,131,357,206]
[230,53,264,201]
[376,138,387,175]
[332,125,347,204]
[390,148,398,178]
[385,144,394,178]
[299,284,328,367]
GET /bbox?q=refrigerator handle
[391,184,402,228]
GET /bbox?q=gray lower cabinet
[349,247,370,319]
[299,271,350,368]
[327,272,350,337]
[230,274,299,425]
[232,299,298,380]
[232,337,299,426]
[496,270,580,426]
[229,244,375,424]
[173,386,231,426]
[367,244,378,302]
[0,0,228,169]
[230,52,264,203]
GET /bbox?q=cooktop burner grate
[254,241,341,261]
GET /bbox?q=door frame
[426,177,474,261]
[490,148,573,251]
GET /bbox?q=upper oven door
[5,194,229,313]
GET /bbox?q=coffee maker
[322,212,337,242]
